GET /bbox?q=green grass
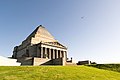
[87,64,120,72]
[0,66,120,80]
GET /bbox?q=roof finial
[39,25,42,26]
[38,25,45,28]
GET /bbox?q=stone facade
[12,25,67,66]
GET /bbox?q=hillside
[0,66,120,80]
[88,64,120,72]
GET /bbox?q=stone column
[65,51,67,61]
[64,51,67,61]
[55,50,56,59]
[56,50,58,58]
[45,48,47,58]
[62,51,67,66]
[60,50,62,58]
[40,47,43,58]
[51,49,53,59]
[62,51,64,58]
[49,48,51,59]
[58,50,60,58]
[53,49,55,59]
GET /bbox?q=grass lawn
[0,66,120,80]
[87,64,120,73]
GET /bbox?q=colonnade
[38,47,67,59]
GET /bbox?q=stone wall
[17,57,66,66]
[33,58,65,66]
[52,58,64,65]
[28,45,37,57]
[16,48,27,58]
[17,57,33,65]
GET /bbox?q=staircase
[33,58,51,66]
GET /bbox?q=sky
[0,0,120,64]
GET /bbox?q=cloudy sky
[0,0,120,63]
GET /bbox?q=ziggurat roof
[20,25,67,49]
[27,25,56,42]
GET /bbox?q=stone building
[12,25,67,66]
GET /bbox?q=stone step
[33,58,51,66]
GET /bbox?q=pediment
[43,42,67,49]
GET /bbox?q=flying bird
[81,16,84,19]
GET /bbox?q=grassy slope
[0,66,120,80]
[88,64,120,72]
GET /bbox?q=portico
[37,42,67,60]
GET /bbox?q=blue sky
[0,0,120,63]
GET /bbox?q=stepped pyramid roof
[26,25,57,43]
[21,25,67,49]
